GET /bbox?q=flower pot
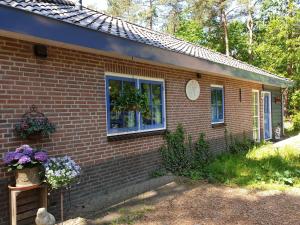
[15,167,41,187]
[27,133,43,141]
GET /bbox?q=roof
[0,0,291,85]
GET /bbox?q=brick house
[0,0,292,224]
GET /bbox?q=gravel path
[63,180,300,225]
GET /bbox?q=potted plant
[112,86,151,118]
[15,105,56,140]
[15,117,56,140]
[44,156,81,224]
[3,144,48,187]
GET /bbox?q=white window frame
[104,72,166,136]
[252,89,261,142]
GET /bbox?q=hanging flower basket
[3,144,48,187]
[15,105,56,140]
[112,86,151,118]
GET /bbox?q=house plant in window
[3,144,48,187]
[110,82,151,129]
[15,105,56,140]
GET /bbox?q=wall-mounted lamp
[196,73,202,79]
[33,44,47,58]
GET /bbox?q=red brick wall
[0,36,263,224]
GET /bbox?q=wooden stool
[9,184,47,225]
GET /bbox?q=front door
[263,92,272,140]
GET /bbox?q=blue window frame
[106,75,165,135]
[211,86,224,124]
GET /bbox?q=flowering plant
[3,145,48,172]
[15,117,56,139]
[44,156,81,189]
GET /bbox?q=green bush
[160,124,192,175]
[160,125,210,175]
[292,111,300,131]
[193,133,211,168]
[290,90,300,113]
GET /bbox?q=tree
[161,0,186,34]
[190,0,238,56]
[107,0,139,22]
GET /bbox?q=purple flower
[15,145,34,157]
[13,153,24,161]
[23,148,33,156]
[34,151,48,162]
[3,152,15,164]
[18,155,31,165]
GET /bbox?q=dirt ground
[63,179,300,225]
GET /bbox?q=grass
[110,206,154,225]
[194,144,300,190]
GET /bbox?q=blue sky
[82,0,108,10]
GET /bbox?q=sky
[82,0,108,11]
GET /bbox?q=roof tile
[0,0,288,81]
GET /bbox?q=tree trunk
[149,0,153,29]
[246,0,254,62]
[221,8,230,56]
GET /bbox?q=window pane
[141,83,151,99]
[152,84,162,105]
[123,111,136,128]
[110,108,122,129]
[218,105,223,120]
[108,78,137,132]
[152,105,162,125]
[217,89,223,105]
[211,106,217,121]
[109,80,121,102]
[211,90,216,104]
[123,80,136,92]
[211,87,224,123]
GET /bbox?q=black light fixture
[33,44,47,58]
[196,73,202,79]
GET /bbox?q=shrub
[290,90,300,113]
[292,111,300,131]
[193,133,211,168]
[160,124,192,175]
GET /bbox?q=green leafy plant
[193,133,211,168]
[160,124,192,175]
[292,111,300,131]
[15,117,56,139]
[112,85,150,118]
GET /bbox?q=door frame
[252,90,261,142]
[262,91,272,140]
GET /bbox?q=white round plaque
[186,80,200,101]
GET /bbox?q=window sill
[211,123,226,128]
[107,129,166,141]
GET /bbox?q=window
[106,75,165,135]
[252,90,260,142]
[211,85,224,124]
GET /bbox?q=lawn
[202,143,300,190]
